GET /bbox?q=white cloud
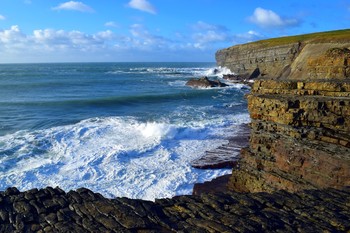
[192,21,228,32]
[0,24,223,63]
[52,1,94,13]
[105,21,119,28]
[0,25,25,43]
[128,0,156,14]
[193,31,228,44]
[94,30,115,40]
[190,21,230,49]
[129,24,170,49]
[248,7,299,29]
[0,15,5,20]
[233,30,264,44]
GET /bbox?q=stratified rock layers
[216,42,301,78]
[1,186,350,232]
[218,40,350,193]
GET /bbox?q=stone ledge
[0,186,350,232]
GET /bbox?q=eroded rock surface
[0,186,349,232]
[186,76,228,88]
[191,124,250,169]
[218,34,350,193]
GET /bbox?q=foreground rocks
[0,186,349,232]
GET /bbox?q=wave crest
[0,115,249,200]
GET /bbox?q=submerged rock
[186,76,228,88]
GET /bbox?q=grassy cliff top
[240,29,350,49]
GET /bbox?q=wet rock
[193,174,230,195]
[0,186,348,232]
[191,124,250,169]
[186,76,228,88]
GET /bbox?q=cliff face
[216,32,350,192]
[216,42,301,78]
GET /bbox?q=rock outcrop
[216,30,350,193]
[216,42,301,79]
[1,186,349,232]
[186,76,228,88]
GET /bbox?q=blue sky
[0,0,349,63]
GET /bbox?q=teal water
[0,62,250,200]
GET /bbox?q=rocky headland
[216,29,350,193]
[1,29,350,232]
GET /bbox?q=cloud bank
[248,7,299,29]
[0,23,230,62]
[52,1,94,13]
[0,15,5,20]
[128,0,156,14]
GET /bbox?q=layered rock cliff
[215,29,350,192]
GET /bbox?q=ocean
[0,62,250,200]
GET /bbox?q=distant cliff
[216,29,350,80]
[216,42,301,79]
[216,29,350,192]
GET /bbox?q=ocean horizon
[0,62,250,200]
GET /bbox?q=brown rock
[186,76,228,88]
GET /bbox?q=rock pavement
[0,186,349,232]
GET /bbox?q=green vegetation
[247,29,350,48]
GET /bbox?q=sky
[0,0,349,63]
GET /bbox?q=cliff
[216,29,350,80]
[216,29,350,192]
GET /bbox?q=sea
[0,62,250,200]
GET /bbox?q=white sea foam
[107,67,211,77]
[204,66,234,78]
[0,114,250,200]
[106,66,236,83]
[168,80,187,87]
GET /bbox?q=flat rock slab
[191,124,250,169]
[192,174,231,195]
[0,186,349,232]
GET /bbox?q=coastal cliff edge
[216,29,350,192]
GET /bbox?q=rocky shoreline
[1,30,350,232]
[1,186,349,232]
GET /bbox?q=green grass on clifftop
[246,29,350,48]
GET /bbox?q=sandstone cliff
[216,29,350,192]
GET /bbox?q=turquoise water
[0,62,249,200]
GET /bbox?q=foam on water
[204,66,234,78]
[105,66,233,77]
[0,114,249,200]
[0,62,250,200]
